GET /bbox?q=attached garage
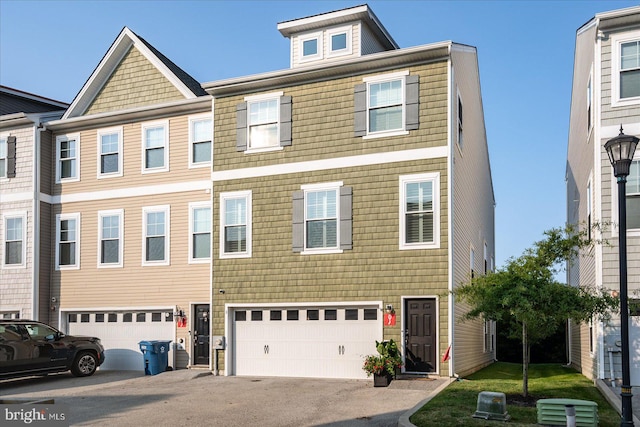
[65,309,175,371]
[228,304,382,379]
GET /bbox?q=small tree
[456,225,618,397]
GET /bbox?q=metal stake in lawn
[604,126,638,427]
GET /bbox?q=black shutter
[340,186,353,250]
[405,75,419,131]
[280,96,292,147]
[354,83,367,136]
[7,135,16,178]
[292,190,304,253]
[236,102,247,152]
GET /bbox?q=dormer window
[327,26,351,57]
[300,32,323,62]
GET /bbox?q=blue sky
[1,0,637,269]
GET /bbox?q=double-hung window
[236,92,292,152]
[190,202,212,262]
[399,173,440,250]
[98,127,122,178]
[189,115,212,167]
[56,213,80,270]
[626,160,640,229]
[612,32,640,106]
[0,137,6,178]
[142,121,169,173]
[293,182,352,254]
[143,206,169,265]
[3,213,26,267]
[220,191,251,258]
[56,134,79,182]
[98,210,123,267]
[354,71,419,138]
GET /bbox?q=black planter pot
[373,372,393,387]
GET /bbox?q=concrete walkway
[596,380,640,425]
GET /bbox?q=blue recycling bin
[138,340,172,375]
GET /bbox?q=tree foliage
[456,224,618,396]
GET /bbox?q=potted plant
[362,339,402,387]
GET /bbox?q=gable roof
[0,85,68,116]
[63,27,206,119]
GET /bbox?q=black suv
[0,319,105,379]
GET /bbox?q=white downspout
[447,48,455,378]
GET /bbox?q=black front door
[404,298,436,372]
[193,305,210,366]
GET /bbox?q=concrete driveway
[0,370,450,426]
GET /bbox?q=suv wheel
[71,351,97,377]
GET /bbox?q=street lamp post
[604,125,639,427]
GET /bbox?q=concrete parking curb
[397,378,454,427]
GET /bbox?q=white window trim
[55,134,80,183]
[244,92,283,154]
[399,172,440,250]
[188,114,212,169]
[55,213,80,270]
[301,181,343,255]
[612,148,640,237]
[98,209,123,268]
[363,70,409,139]
[327,25,352,58]
[299,31,323,63]
[610,30,640,107]
[97,126,123,179]
[189,201,212,263]
[2,211,27,269]
[141,120,169,174]
[142,205,170,266]
[219,190,252,259]
[0,134,7,180]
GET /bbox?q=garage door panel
[67,311,174,371]
[233,306,380,379]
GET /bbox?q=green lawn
[410,362,620,427]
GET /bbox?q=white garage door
[232,305,381,379]
[66,310,174,371]
[631,315,640,386]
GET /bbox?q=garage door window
[124,313,132,322]
[324,309,337,320]
[96,314,104,322]
[270,310,282,321]
[307,310,319,320]
[108,313,117,322]
[287,310,299,320]
[364,309,378,320]
[345,309,358,320]
[251,311,262,321]
[137,313,146,322]
[81,314,89,322]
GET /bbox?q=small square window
[270,310,282,321]
[287,310,299,321]
[251,311,263,321]
[152,312,162,322]
[303,38,318,56]
[68,314,77,323]
[81,314,90,323]
[136,313,146,322]
[95,313,105,323]
[235,311,246,321]
[324,310,337,320]
[364,309,378,320]
[165,312,173,322]
[108,313,117,322]
[331,33,347,51]
[345,309,358,320]
[123,313,132,322]
[307,310,319,321]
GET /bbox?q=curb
[397,378,454,427]
[595,379,640,425]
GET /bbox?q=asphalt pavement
[0,370,450,427]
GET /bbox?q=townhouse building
[566,5,640,386]
[41,28,213,370]
[0,86,67,321]
[204,5,495,379]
